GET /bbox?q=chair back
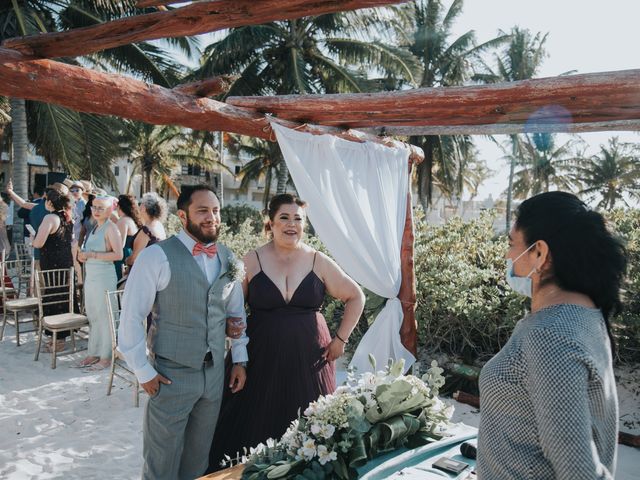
[15,244,35,289]
[0,259,20,301]
[105,290,125,349]
[35,267,75,319]
[15,242,34,261]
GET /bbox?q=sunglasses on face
[70,188,81,193]
[90,206,108,212]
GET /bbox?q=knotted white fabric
[272,123,416,373]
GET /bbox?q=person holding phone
[30,189,75,353]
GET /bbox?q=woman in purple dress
[208,194,365,471]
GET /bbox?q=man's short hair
[33,185,46,197]
[177,185,219,212]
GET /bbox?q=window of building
[181,164,206,177]
[234,165,241,175]
[114,166,120,177]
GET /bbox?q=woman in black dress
[208,194,365,471]
[31,190,74,352]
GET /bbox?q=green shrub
[414,209,526,362]
[607,209,640,363]
[221,203,263,235]
[212,207,640,365]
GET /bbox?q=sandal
[71,357,99,368]
[85,361,110,372]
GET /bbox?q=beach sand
[1,325,638,479]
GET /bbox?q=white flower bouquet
[239,357,453,480]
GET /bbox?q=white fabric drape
[272,123,416,373]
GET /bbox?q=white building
[109,150,267,211]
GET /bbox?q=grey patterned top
[477,304,618,479]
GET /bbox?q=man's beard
[185,215,219,244]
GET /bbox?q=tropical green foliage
[392,0,507,206]
[213,206,640,365]
[608,208,640,363]
[414,210,527,361]
[196,8,419,199]
[221,203,264,234]
[475,26,550,230]
[225,135,292,202]
[503,132,579,199]
[572,138,640,210]
[0,0,190,187]
[122,122,219,194]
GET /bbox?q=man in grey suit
[119,185,248,480]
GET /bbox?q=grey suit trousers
[142,355,224,480]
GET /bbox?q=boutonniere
[226,258,245,283]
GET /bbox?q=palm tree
[123,122,220,196]
[572,137,640,210]
[503,133,578,199]
[392,0,508,208]
[474,27,548,229]
[195,9,419,199]
[225,135,287,207]
[0,0,192,192]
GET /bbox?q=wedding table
[198,423,477,480]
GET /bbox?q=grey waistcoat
[152,235,234,370]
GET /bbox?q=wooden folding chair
[14,243,35,296]
[0,259,39,346]
[34,267,89,369]
[105,289,142,407]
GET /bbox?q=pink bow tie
[192,243,218,258]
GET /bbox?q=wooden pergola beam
[172,75,238,98]
[361,120,640,136]
[227,69,640,131]
[0,47,423,160]
[0,48,269,138]
[2,0,409,59]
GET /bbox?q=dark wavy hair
[117,194,142,228]
[82,194,96,222]
[47,190,72,223]
[514,191,627,352]
[264,193,307,236]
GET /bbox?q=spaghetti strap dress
[208,251,336,471]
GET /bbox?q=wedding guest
[477,191,626,479]
[30,189,74,353]
[208,193,365,471]
[76,196,123,369]
[7,181,68,267]
[68,181,87,286]
[69,180,87,241]
[126,192,167,267]
[17,185,44,243]
[114,194,141,280]
[0,194,11,257]
[118,185,248,479]
[77,194,96,250]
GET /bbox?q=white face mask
[506,243,537,298]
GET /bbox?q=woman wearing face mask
[477,191,627,480]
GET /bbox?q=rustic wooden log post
[398,155,420,358]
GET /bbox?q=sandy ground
[0,323,638,479]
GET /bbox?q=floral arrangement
[237,357,453,480]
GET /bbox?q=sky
[448,0,640,201]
